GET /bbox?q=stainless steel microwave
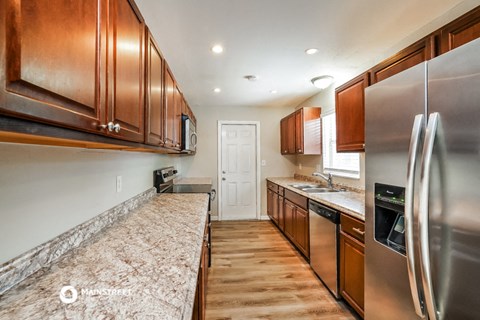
[181,115,197,153]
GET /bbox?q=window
[322,113,360,179]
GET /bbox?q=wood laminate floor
[206,220,357,320]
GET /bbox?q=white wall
[0,143,179,264]
[180,104,297,218]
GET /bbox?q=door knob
[222,171,226,174]
[222,177,226,181]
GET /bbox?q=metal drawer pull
[352,227,365,236]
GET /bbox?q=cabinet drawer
[278,186,284,196]
[267,181,278,193]
[341,213,365,243]
[284,189,308,210]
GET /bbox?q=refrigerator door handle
[405,114,426,318]
[419,112,441,320]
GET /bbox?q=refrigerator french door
[365,37,480,320]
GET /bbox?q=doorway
[217,121,260,220]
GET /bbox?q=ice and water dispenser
[374,183,406,255]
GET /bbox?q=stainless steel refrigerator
[365,37,480,320]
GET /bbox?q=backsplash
[0,187,157,295]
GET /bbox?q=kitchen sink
[302,187,340,193]
[289,184,324,189]
[289,184,343,193]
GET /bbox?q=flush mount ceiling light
[213,87,221,93]
[244,75,258,82]
[211,44,223,54]
[270,90,278,94]
[305,48,318,55]
[311,75,334,89]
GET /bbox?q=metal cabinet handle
[352,227,365,236]
[98,122,121,133]
[419,112,444,320]
[405,114,426,318]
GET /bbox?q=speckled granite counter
[0,193,209,320]
[267,177,365,221]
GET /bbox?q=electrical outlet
[299,163,302,170]
[116,176,122,193]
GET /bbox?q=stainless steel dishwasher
[309,200,340,298]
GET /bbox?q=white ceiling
[136,0,472,109]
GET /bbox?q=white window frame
[322,112,360,179]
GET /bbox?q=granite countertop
[267,177,365,221]
[0,193,209,320]
[174,177,212,185]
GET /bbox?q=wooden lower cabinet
[283,200,296,242]
[340,214,365,318]
[294,206,309,258]
[192,220,209,320]
[283,199,309,259]
[278,194,285,232]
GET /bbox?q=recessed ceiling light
[270,90,278,94]
[244,75,258,82]
[311,75,334,89]
[211,45,223,54]
[213,87,221,93]
[305,48,319,55]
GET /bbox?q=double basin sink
[289,184,344,193]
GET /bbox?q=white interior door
[220,124,257,220]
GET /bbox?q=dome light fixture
[311,75,334,89]
[305,48,318,55]
[211,44,224,54]
[213,87,221,93]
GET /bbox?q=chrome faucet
[312,172,333,189]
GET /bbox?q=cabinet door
[440,7,480,54]
[278,195,285,232]
[286,114,296,154]
[294,206,309,258]
[272,192,279,225]
[145,29,164,146]
[1,0,106,133]
[173,85,183,149]
[284,200,296,242]
[370,37,434,84]
[108,0,145,142]
[295,109,304,154]
[335,73,369,152]
[340,231,365,318]
[280,118,288,154]
[164,65,176,148]
[267,189,274,219]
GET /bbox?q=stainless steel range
[154,166,215,267]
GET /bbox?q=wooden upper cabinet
[1,0,107,133]
[107,0,145,142]
[440,6,480,54]
[145,28,164,146]
[164,65,176,149]
[280,107,321,155]
[173,85,183,149]
[370,37,435,85]
[295,110,304,154]
[335,73,369,153]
